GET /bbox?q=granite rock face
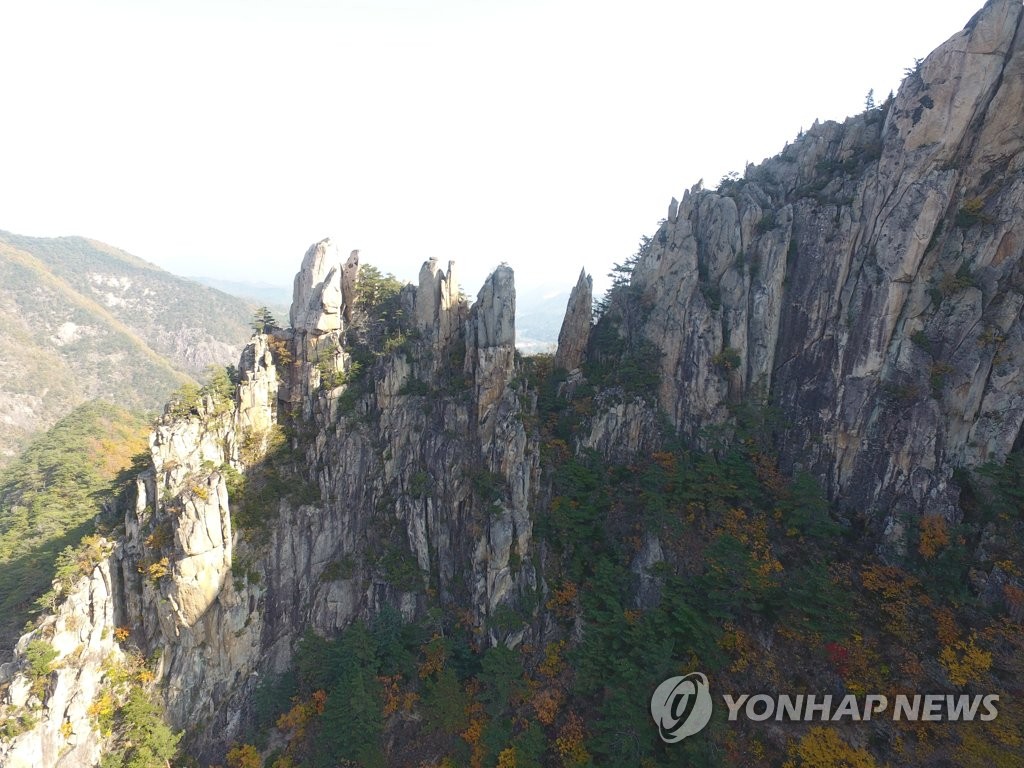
[1,241,540,764]
[0,550,123,768]
[554,269,592,372]
[630,0,1024,533]
[6,3,1024,765]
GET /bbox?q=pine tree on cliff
[250,306,276,333]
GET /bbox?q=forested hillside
[0,402,149,655]
[0,232,255,466]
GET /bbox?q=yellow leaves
[87,691,116,736]
[226,743,262,768]
[831,636,884,697]
[720,625,756,673]
[460,717,487,768]
[543,439,570,463]
[496,747,518,768]
[752,451,787,498]
[275,692,325,740]
[113,626,131,643]
[995,559,1020,577]
[860,564,920,638]
[139,556,170,582]
[419,634,447,679]
[650,451,677,471]
[378,675,417,716]
[917,515,949,559]
[860,564,918,597]
[460,679,488,768]
[380,674,402,716]
[931,607,959,647]
[144,522,172,551]
[532,687,563,726]
[538,640,566,679]
[940,633,992,686]
[555,712,590,768]
[59,721,73,739]
[785,726,877,768]
[311,689,327,715]
[546,582,579,619]
[267,335,293,367]
[954,694,1024,768]
[955,729,1024,768]
[725,509,780,564]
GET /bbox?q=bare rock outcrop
[554,268,592,371]
[0,551,122,768]
[415,257,463,363]
[464,265,516,430]
[632,0,1024,531]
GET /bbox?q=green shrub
[713,347,742,372]
[755,211,777,235]
[910,330,932,353]
[399,378,431,396]
[933,265,977,301]
[929,361,954,393]
[25,639,58,679]
[409,470,430,498]
[320,555,356,582]
[956,197,992,227]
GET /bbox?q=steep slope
[626,0,1024,538]
[0,232,255,465]
[0,232,255,375]
[0,237,538,766]
[3,3,1024,767]
[0,402,149,654]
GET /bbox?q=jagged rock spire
[554,268,592,371]
[341,249,360,324]
[290,238,348,333]
[465,265,516,429]
[415,257,460,348]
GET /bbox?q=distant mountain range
[516,285,572,353]
[0,231,257,465]
[188,275,291,322]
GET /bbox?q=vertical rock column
[287,239,357,419]
[464,265,516,439]
[554,268,592,372]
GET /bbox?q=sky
[0,0,990,299]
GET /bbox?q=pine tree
[250,306,277,333]
[117,688,181,768]
[314,622,384,767]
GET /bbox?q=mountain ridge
[3,2,1024,766]
[0,231,258,465]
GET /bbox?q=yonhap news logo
[651,673,999,743]
[649,672,714,742]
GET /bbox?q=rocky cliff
[630,0,1024,538]
[3,2,1024,766]
[0,234,540,764]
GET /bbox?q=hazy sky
[1,0,987,298]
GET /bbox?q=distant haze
[1,0,984,298]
